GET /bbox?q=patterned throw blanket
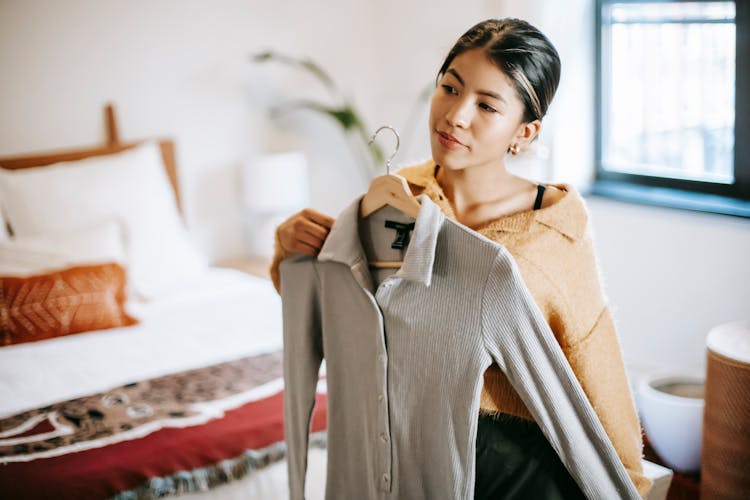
[0,351,328,499]
[0,351,285,462]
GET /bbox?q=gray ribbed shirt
[280,194,640,500]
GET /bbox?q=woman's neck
[437,161,516,214]
[435,160,539,229]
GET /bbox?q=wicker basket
[701,321,750,499]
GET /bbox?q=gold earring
[510,143,519,155]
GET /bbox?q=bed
[0,104,327,499]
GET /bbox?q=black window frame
[593,0,750,217]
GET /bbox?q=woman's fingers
[296,227,326,250]
[285,239,319,256]
[295,217,329,241]
[278,209,335,256]
[302,208,335,230]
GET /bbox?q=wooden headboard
[0,103,182,212]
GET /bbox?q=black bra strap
[533,184,546,210]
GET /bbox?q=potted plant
[251,50,431,181]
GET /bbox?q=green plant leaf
[251,50,338,94]
[270,100,359,129]
[299,59,337,93]
[252,49,401,176]
[251,51,274,62]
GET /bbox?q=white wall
[1,0,747,370]
[588,197,750,375]
[0,0,499,259]
[0,0,390,259]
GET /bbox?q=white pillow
[0,141,207,298]
[0,219,127,276]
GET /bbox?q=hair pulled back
[437,18,561,123]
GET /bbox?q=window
[594,0,749,217]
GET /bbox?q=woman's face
[429,48,529,171]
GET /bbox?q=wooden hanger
[359,125,420,269]
[360,175,420,218]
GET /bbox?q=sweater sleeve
[270,226,290,293]
[279,256,324,500]
[565,305,653,498]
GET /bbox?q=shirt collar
[318,193,444,287]
[533,187,588,240]
[475,186,588,240]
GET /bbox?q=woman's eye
[441,85,458,95]
[479,103,497,113]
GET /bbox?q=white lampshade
[241,152,309,213]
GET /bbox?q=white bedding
[0,267,284,417]
[0,266,330,499]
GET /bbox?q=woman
[271,18,651,499]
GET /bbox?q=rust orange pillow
[0,262,138,346]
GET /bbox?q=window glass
[601,2,735,183]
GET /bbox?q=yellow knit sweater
[270,159,651,497]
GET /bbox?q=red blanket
[0,351,327,499]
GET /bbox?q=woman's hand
[277,208,335,256]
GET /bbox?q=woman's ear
[515,119,542,146]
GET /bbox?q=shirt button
[382,473,390,483]
[383,281,392,288]
[378,354,385,362]
[378,394,385,403]
[379,432,389,443]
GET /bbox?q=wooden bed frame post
[105,102,121,147]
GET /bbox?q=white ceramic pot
[637,374,705,473]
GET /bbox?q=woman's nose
[445,99,472,128]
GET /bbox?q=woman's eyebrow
[447,68,465,86]
[447,68,506,103]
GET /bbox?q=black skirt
[474,413,587,500]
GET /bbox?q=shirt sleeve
[566,305,652,497]
[480,249,641,500]
[279,256,324,500]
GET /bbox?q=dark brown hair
[437,18,561,123]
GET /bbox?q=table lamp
[241,152,309,258]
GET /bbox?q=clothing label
[384,221,415,250]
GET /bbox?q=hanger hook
[368,125,400,175]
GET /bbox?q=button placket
[357,274,393,493]
[369,280,394,493]
[375,278,398,307]
[377,352,391,492]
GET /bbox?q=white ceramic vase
[637,374,704,473]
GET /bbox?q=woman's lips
[437,131,466,150]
